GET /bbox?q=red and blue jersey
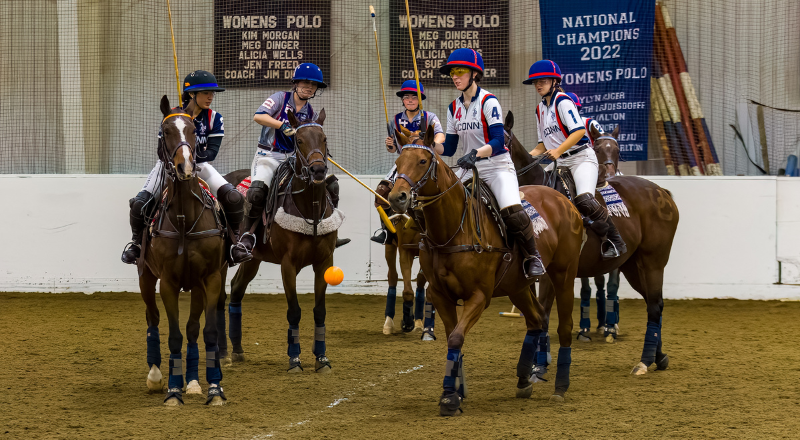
[255,91,315,152]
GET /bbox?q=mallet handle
[328,157,390,206]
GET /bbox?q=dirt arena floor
[2,292,800,439]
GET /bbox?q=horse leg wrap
[206,350,222,384]
[596,293,607,328]
[641,321,660,366]
[424,302,436,329]
[146,326,161,368]
[414,287,425,320]
[216,309,228,356]
[517,329,542,378]
[385,287,397,318]
[228,303,242,351]
[535,333,550,371]
[313,326,326,357]
[455,354,467,398]
[287,326,301,358]
[168,354,183,390]
[554,347,572,394]
[186,342,199,384]
[443,349,461,393]
[579,299,591,330]
[605,299,618,331]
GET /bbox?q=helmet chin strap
[543,80,560,99]
[459,74,475,92]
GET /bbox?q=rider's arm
[253,92,286,129]
[549,97,587,157]
[530,142,546,156]
[440,133,459,156]
[551,129,586,157]
[476,98,505,158]
[203,136,222,162]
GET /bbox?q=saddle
[461,176,512,250]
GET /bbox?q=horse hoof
[146,365,164,393]
[421,331,436,341]
[438,391,463,417]
[164,397,183,407]
[288,357,304,373]
[208,395,226,406]
[631,362,649,375]
[231,352,246,362]
[186,380,202,395]
[596,326,606,334]
[287,366,303,373]
[414,319,424,332]
[516,384,533,399]
[615,324,621,336]
[577,330,592,342]
[315,356,332,374]
[549,394,565,403]
[383,317,394,335]
[656,354,669,371]
[605,334,616,343]
[221,356,233,367]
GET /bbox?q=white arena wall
[1,175,799,300]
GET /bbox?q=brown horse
[139,96,228,406]
[216,110,340,374]
[388,129,584,415]
[505,111,680,375]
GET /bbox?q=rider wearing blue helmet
[526,60,626,258]
[242,63,349,250]
[436,48,545,278]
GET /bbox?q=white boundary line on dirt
[251,364,425,439]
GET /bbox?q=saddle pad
[521,199,548,238]
[236,176,252,196]
[598,184,630,218]
[274,207,345,236]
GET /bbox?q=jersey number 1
[568,110,578,124]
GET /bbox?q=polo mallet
[328,157,399,233]
[165,0,182,106]
[499,305,522,318]
[403,0,424,112]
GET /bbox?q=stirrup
[121,242,141,264]
[230,241,253,264]
[601,240,620,259]
[239,232,256,251]
[523,255,546,279]
[370,229,388,245]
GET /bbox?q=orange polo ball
[324,266,344,285]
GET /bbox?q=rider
[435,48,545,278]
[121,70,252,265]
[241,63,349,251]
[565,92,604,147]
[525,60,627,258]
[371,79,445,244]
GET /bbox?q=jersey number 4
[491,107,499,119]
[455,107,463,120]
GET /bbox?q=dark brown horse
[139,96,228,406]
[505,111,679,376]
[216,110,340,374]
[388,128,584,415]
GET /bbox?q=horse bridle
[595,135,621,172]
[291,122,327,182]
[159,112,196,176]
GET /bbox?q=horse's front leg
[201,271,226,405]
[140,267,163,393]
[281,257,303,373]
[398,248,416,333]
[229,259,261,362]
[216,265,231,366]
[184,286,205,396]
[159,279,184,407]
[312,252,333,373]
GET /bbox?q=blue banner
[540,0,654,161]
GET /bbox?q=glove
[280,122,296,136]
[457,149,479,170]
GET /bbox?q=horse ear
[160,95,171,118]
[424,126,435,147]
[316,109,326,126]
[611,124,620,139]
[286,110,299,128]
[589,124,601,141]
[400,126,412,138]
[396,129,409,147]
[505,111,514,130]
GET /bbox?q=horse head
[592,124,620,180]
[159,95,196,181]
[388,126,438,213]
[287,109,328,184]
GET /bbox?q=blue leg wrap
[385,287,397,318]
[146,326,161,368]
[641,321,660,365]
[517,329,542,378]
[657,316,663,353]
[414,287,425,320]
[579,298,591,330]
[186,342,199,383]
[443,348,461,393]
[228,303,242,347]
[614,300,620,325]
[205,350,222,384]
[605,298,618,328]
[555,347,572,392]
[215,309,227,355]
[313,326,326,357]
[287,325,301,358]
[535,333,550,367]
[608,269,621,324]
[423,302,436,329]
[595,276,606,327]
[168,353,183,389]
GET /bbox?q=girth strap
[152,228,225,240]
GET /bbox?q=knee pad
[217,183,244,211]
[375,179,393,208]
[574,192,607,222]
[326,174,340,198]
[500,205,531,235]
[129,191,152,219]
[246,180,268,207]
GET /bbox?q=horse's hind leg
[399,248,416,332]
[549,268,578,402]
[140,268,163,393]
[414,268,426,332]
[159,280,184,407]
[383,243,398,334]
[427,288,464,416]
[312,254,333,373]
[216,265,231,366]
[535,276,556,374]
[281,259,304,373]
[622,258,667,376]
[229,259,261,362]
[184,287,205,395]
[201,271,226,405]
[605,269,621,336]
[508,285,546,398]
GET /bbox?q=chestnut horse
[505,111,679,375]
[139,96,228,406]
[216,110,340,374]
[389,129,583,415]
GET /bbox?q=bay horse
[388,128,584,415]
[216,110,340,374]
[505,111,679,375]
[139,95,228,406]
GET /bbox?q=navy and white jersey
[536,91,589,150]
[394,110,444,136]
[158,108,224,164]
[445,87,505,157]
[255,91,316,152]
[582,116,603,147]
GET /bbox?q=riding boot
[217,183,252,265]
[121,191,152,264]
[500,204,545,278]
[325,174,351,248]
[574,193,626,260]
[241,180,268,252]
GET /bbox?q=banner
[214,0,331,88]
[540,1,654,161]
[389,0,509,86]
